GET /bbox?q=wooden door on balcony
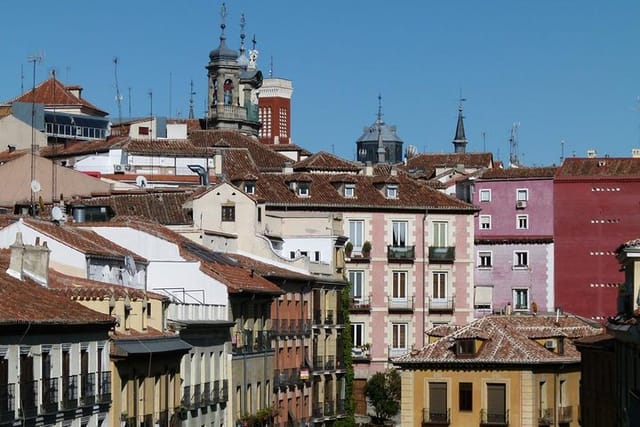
[0,358,8,414]
[487,383,506,423]
[428,382,447,422]
[19,354,35,414]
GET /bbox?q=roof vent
[587,149,597,158]
[633,148,640,158]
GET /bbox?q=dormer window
[244,182,255,195]
[344,184,355,198]
[298,182,310,197]
[455,339,476,356]
[386,184,398,199]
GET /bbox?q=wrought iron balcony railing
[349,296,371,312]
[428,246,456,263]
[480,408,509,426]
[428,297,455,314]
[387,245,416,262]
[388,296,415,312]
[422,407,450,425]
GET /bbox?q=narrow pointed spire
[377,94,386,163]
[219,2,227,46]
[239,13,246,56]
[188,80,195,119]
[452,97,468,153]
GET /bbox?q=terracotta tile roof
[0,252,114,326]
[403,152,494,177]
[189,130,290,172]
[230,254,315,282]
[39,137,127,158]
[393,314,602,366]
[23,218,146,261]
[82,190,197,225]
[256,171,475,211]
[7,77,108,116]
[479,167,557,179]
[0,149,29,163]
[293,151,361,173]
[86,218,281,295]
[223,149,262,180]
[125,139,214,157]
[557,157,640,178]
[268,143,312,156]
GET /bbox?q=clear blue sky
[2,1,638,166]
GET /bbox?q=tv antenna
[113,57,123,125]
[509,122,520,167]
[28,52,43,217]
[188,80,196,119]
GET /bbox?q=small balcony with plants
[387,245,416,263]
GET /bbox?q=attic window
[344,184,355,198]
[386,184,398,199]
[244,182,255,194]
[455,339,476,356]
[298,182,310,197]
[139,126,149,136]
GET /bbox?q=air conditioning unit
[544,340,556,349]
[114,164,125,173]
[516,200,527,209]
[124,164,133,172]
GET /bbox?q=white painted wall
[147,261,227,306]
[281,236,333,263]
[74,154,113,174]
[89,227,183,260]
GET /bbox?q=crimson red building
[258,77,293,145]
[554,156,640,319]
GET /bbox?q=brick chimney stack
[7,232,51,286]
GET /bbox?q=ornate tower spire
[377,94,386,163]
[239,13,246,56]
[452,96,468,153]
[219,2,227,45]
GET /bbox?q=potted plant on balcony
[362,241,372,258]
[345,241,353,258]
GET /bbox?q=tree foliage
[335,279,355,427]
[364,369,401,423]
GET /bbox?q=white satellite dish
[30,180,41,193]
[51,206,63,221]
[135,175,148,188]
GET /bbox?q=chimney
[632,148,640,158]
[66,85,83,99]
[213,150,223,177]
[587,149,597,158]
[7,232,50,286]
[283,161,294,174]
[364,161,373,177]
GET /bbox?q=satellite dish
[30,180,41,193]
[135,175,148,188]
[51,206,63,221]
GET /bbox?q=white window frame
[432,271,448,301]
[244,182,255,194]
[348,219,364,251]
[297,182,310,197]
[479,189,491,202]
[516,188,529,201]
[513,251,529,269]
[392,271,408,301]
[344,184,355,198]
[392,221,408,248]
[391,323,408,353]
[479,215,492,230]
[352,323,365,348]
[478,251,493,268]
[348,270,365,303]
[513,288,529,310]
[433,221,448,247]
[516,214,529,230]
[386,185,398,199]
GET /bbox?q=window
[428,382,448,422]
[456,339,475,355]
[244,182,255,194]
[474,286,493,310]
[479,215,491,230]
[221,205,235,222]
[259,107,272,138]
[432,272,448,300]
[279,107,288,138]
[514,251,529,268]
[392,271,408,300]
[348,220,364,250]
[478,251,492,268]
[433,221,448,247]
[486,383,507,424]
[479,189,491,202]
[138,126,149,136]
[516,214,528,229]
[517,188,529,201]
[459,382,473,411]
[348,270,364,302]
[344,184,355,198]
[352,323,365,348]
[386,185,398,199]
[391,323,407,351]
[298,182,310,197]
[392,221,408,247]
[513,288,529,310]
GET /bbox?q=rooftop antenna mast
[188,80,196,119]
[28,52,43,217]
[20,64,24,94]
[509,122,520,167]
[113,57,123,125]
[560,139,565,164]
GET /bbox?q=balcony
[40,378,58,414]
[388,296,415,312]
[19,380,38,419]
[428,246,456,263]
[349,296,371,312]
[558,406,572,423]
[312,402,323,419]
[80,372,96,407]
[336,399,346,415]
[202,382,212,405]
[275,319,290,337]
[274,370,291,389]
[387,245,416,262]
[480,409,509,426]
[60,375,78,411]
[422,408,450,426]
[325,310,335,326]
[0,384,15,423]
[97,371,111,404]
[220,380,229,402]
[212,380,220,404]
[428,297,455,314]
[209,104,248,121]
[538,408,553,426]
[193,384,202,409]
[351,346,371,363]
[181,385,194,410]
[324,400,335,417]
[313,309,323,326]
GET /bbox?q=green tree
[336,279,355,427]
[364,369,401,424]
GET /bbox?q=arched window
[223,79,233,105]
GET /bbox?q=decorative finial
[458,89,466,112]
[248,34,259,70]
[219,2,227,41]
[269,56,274,78]
[377,93,383,124]
[252,34,257,50]
[239,13,246,54]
